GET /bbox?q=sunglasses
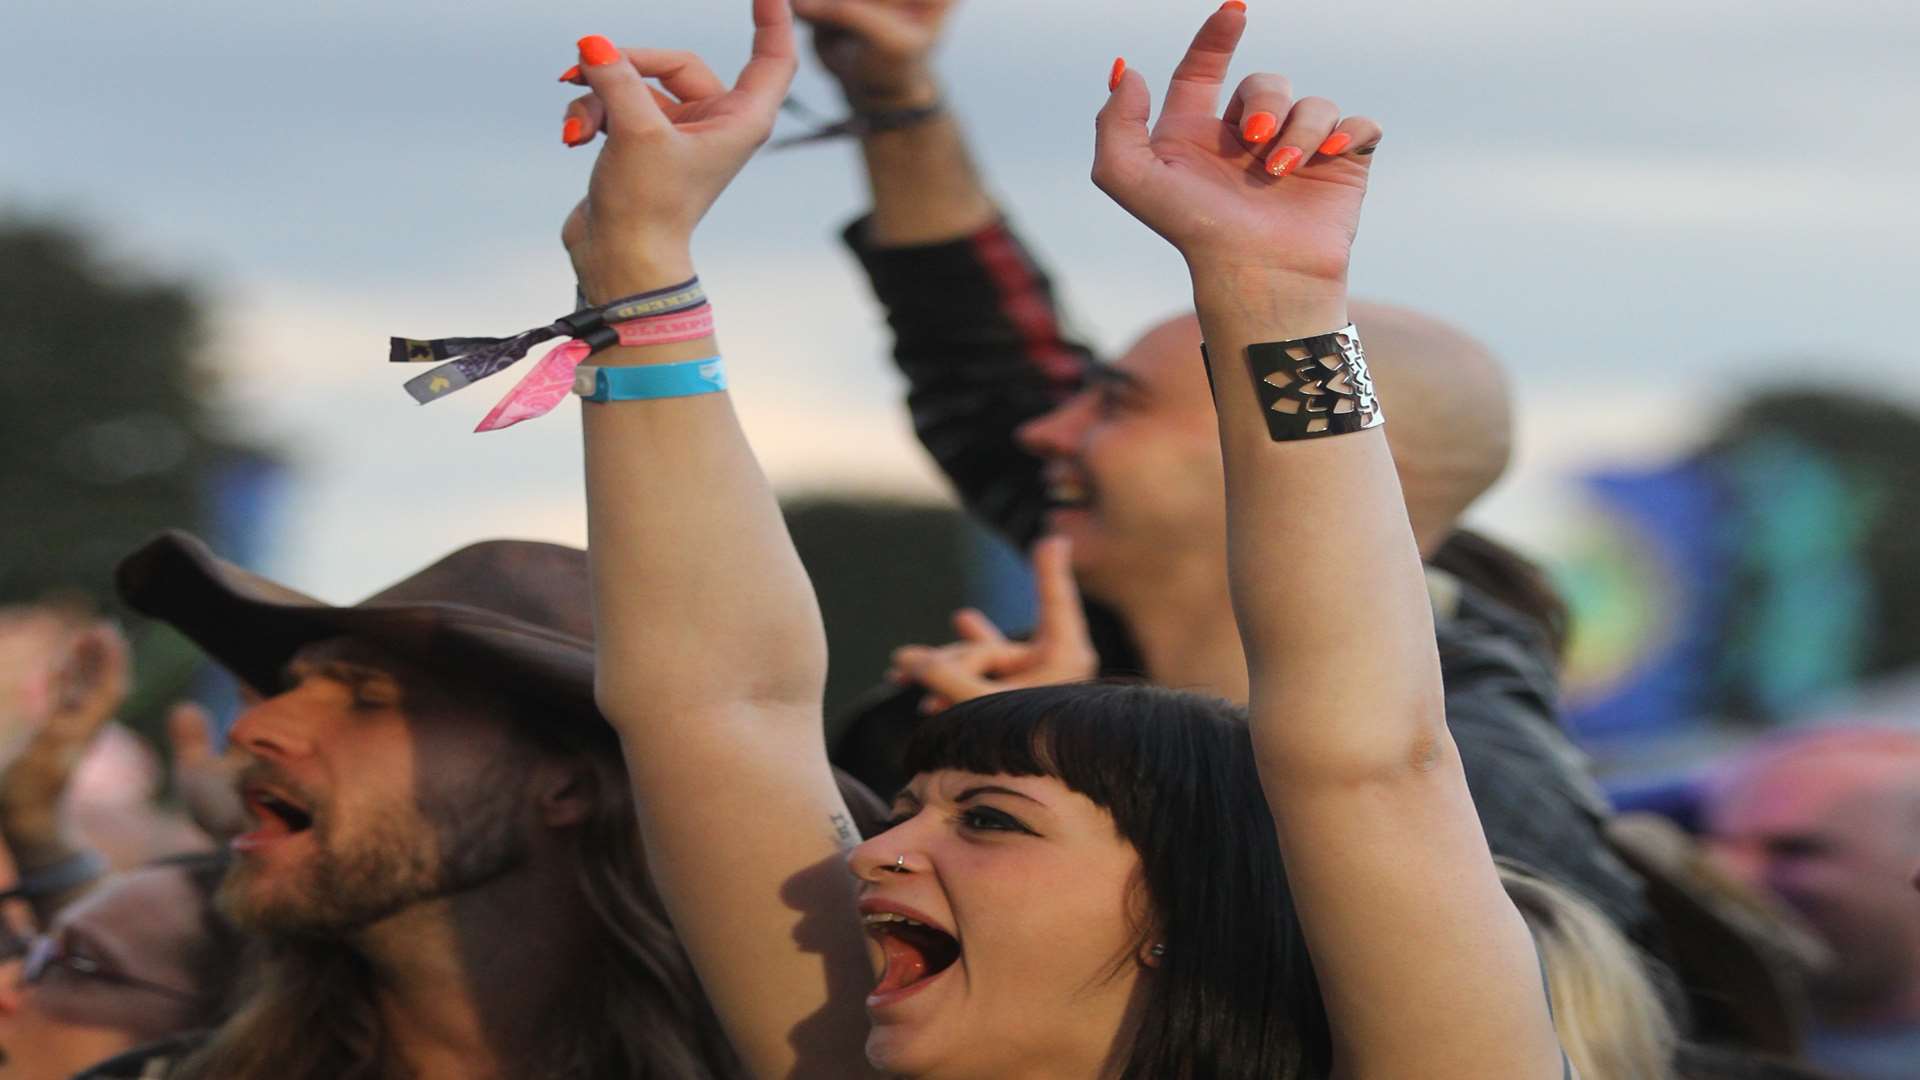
[3,931,200,1003]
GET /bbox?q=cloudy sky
[5,0,1918,601]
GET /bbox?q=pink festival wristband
[474,304,716,432]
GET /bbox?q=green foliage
[0,218,245,608]
[783,496,975,728]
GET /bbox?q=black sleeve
[1436,587,1662,953]
[843,216,1097,550]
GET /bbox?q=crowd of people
[3,1,1917,1077]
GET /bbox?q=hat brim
[116,530,601,726]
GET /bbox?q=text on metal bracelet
[1234,324,1385,441]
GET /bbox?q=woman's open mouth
[862,907,962,1008]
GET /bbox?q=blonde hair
[1501,862,1679,1080]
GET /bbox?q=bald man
[1705,729,1920,1079]
[809,2,1652,945]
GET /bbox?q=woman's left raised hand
[1092,4,1382,307]
[560,0,797,303]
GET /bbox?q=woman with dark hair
[571,0,1566,1076]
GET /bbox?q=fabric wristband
[391,277,708,406]
[474,304,717,432]
[575,357,727,403]
[0,850,107,902]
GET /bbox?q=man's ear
[534,759,596,828]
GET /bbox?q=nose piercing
[889,855,909,873]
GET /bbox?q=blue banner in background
[190,451,286,740]
[1559,461,1728,742]
[1558,432,1884,754]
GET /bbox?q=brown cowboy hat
[117,529,609,726]
[115,529,888,823]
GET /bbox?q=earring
[1149,944,1166,958]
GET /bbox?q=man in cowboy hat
[82,531,883,1080]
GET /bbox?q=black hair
[1428,528,1570,661]
[903,682,1331,1080]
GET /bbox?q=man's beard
[221,761,532,937]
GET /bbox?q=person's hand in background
[166,701,247,844]
[888,536,1097,713]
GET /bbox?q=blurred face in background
[1015,315,1226,608]
[0,865,210,1077]
[1705,745,1920,1021]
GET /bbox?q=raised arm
[795,0,1098,549]
[792,0,988,245]
[0,617,128,926]
[1092,9,1563,1078]
[561,8,876,1075]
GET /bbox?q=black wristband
[772,95,945,148]
[0,850,107,901]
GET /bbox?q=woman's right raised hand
[559,0,798,303]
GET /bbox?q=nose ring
[889,855,909,873]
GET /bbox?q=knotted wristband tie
[388,277,713,431]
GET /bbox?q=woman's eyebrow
[954,784,1047,807]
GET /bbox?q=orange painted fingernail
[1109,57,1127,92]
[1222,0,1248,10]
[562,117,584,145]
[558,64,581,83]
[1266,145,1304,177]
[1318,132,1353,156]
[578,35,620,67]
[1241,111,1278,143]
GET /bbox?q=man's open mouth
[863,908,961,1002]
[240,784,315,839]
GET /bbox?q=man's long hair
[174,714,742,1080]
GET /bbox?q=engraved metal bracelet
[1241,323,1385,441]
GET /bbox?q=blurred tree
[0,218,266,606]
[1703,389,1920,711]
[783,496,978,729]
[0,217,276,748]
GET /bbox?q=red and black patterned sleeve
[843,215,1098,549]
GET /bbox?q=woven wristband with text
[390,277,708,406]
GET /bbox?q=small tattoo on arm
[829,812,858,849]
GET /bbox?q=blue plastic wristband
[574,356,727,403]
